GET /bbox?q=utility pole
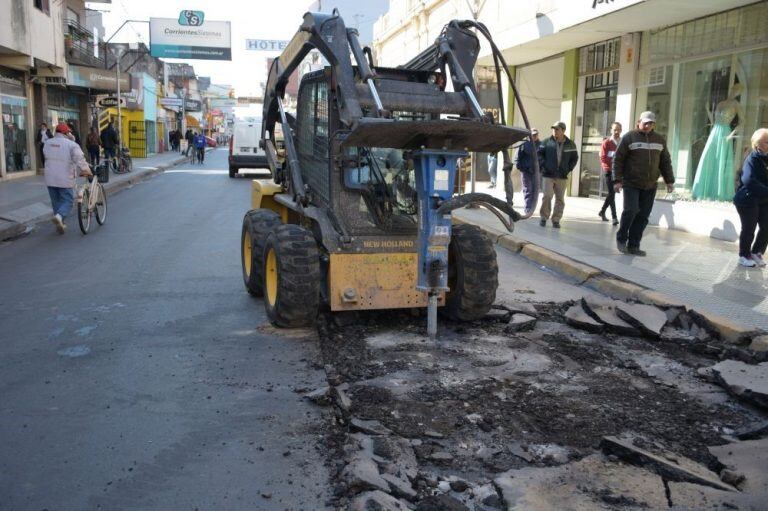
[115,46,124,153]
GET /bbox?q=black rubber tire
[229,166,237,178]
[77,188,91,235]
[241,209,282,296]
[262,224,320,327]
[443,224,498,321]
[95,183,107,225]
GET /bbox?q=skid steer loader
[241,10,537,338]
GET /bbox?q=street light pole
[115,46,123,154]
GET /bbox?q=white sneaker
[751,253,767,267]
[52,214,66,234]
[739,256,757,268]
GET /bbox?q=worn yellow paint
[251,179,288,222]
[329,253,444,311]
[243,228,252,277]
[265,247,278,307]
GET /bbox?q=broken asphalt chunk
[614,303,668,338]
[710,360,768,410]
[581,297,639,336]
[333,383,352,412]
[564,304,603,333]
[381,472,417,500]
[350,418,392,436]
[303,385,331,405]
[342,453,390,494]
[504,313,537,333]
[503,301,538,317]
[708,438,768,496]
[600,436,735,492]
[350,490,412,511]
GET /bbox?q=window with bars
[579,38,620,76]
[640,3,768,66]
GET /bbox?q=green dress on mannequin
[692,84,742,201]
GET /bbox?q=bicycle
[77,164,108,235]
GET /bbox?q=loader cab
[294,67,441,237]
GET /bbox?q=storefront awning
[479,0,756,66]
[185,115,200,127]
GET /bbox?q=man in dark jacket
[538,121,578,228]
[100,122,119,163]
[515,128,543,215]
[184,129,194,156]
[612,111,675,256]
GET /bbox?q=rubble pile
[309,297,768,510]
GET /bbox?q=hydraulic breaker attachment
[412,149,467,340]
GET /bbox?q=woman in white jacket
[43,123,92,234]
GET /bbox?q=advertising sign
[210,98,237,108]
[160,98,183,107]
[96,95,126,108]
[67,65,129,91]
[150,14,231,60]
[184,98,202,112]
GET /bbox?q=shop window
[636,48,768,202]
[2,96,31,172]
[33,0,50,15]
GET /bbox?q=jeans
[599,172,617,219]
[540,177,567,222]
[521,170,538,214]
[735,204,768,257]
[88,148,100,166]
[47,187,74,219]
[616,186,656,248]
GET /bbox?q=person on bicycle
[194,132,206,164]
[44,123,92,234]
[100,121,119,169]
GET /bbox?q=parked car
[228,119,268,178]
[205,136,217,148]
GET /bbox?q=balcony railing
[64,18,104,68]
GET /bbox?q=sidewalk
[0,150,193,241]
[456,180,768,332]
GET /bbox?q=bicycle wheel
[95,183,107,225]
[78,188,91,234]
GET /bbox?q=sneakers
[52,214,66,234]
[552,221,561,229]
[751,253,767,267]
[739,256,757,268]
[599,212,609,222]
[612,218,619,226]
[616,240,628,254]
[627,247,647,256]
[539,219,546,227]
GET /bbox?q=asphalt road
[0,149,331,510]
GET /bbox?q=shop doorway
[578,84,617,197]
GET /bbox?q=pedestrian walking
[515,128,543,216]
[85,127,101,167]
[100,122,119,167]
[538,121,578,228]
[194,132,206,164]
[43,123,92,234]
[598,122,622,225]
[35,122,53,167]
[487,151,497,188]
[67,121,81,146]
[612,111,675,256]
[733,128,768,268]
[185,129,194,157]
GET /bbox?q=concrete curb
[0,154,190,242]
[458,217,760,343]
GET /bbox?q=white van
[228,119,268,177]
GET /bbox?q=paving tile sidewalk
[457,181,768,331]
[0,150,193,240]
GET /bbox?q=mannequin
[692,82,744,201]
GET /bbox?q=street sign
[97,96,125,108]
[160,97,183,107]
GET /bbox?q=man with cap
[538,121,578,228]
[515,128,543,215]
[612,111,675,255]
[43,123,92,234]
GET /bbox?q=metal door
[128,120,146,158]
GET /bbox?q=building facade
[373,0,767,237]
